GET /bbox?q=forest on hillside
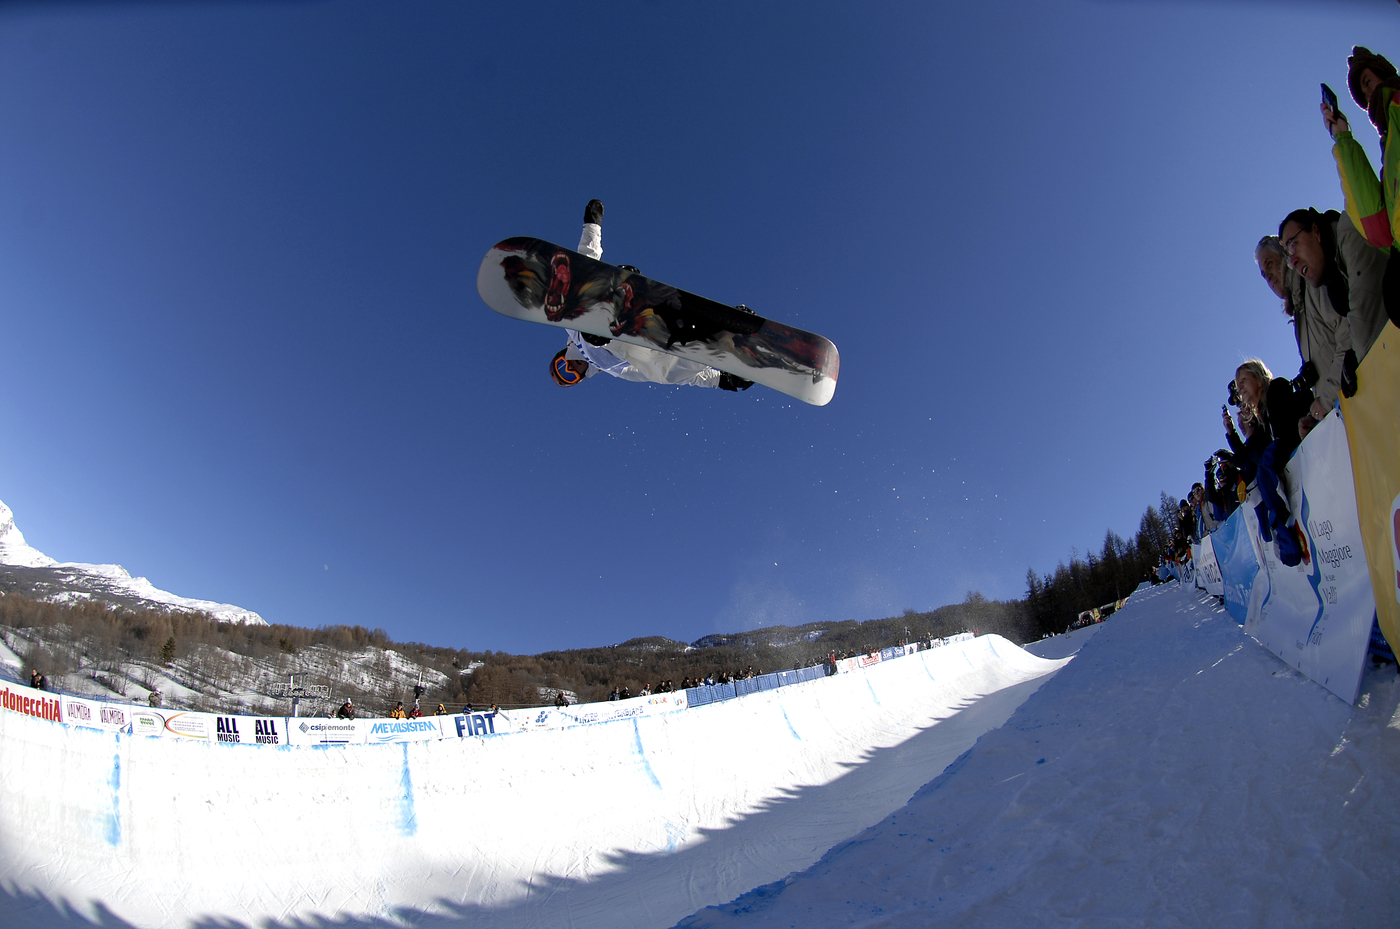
[1023,492,1179,635]
[0,589,1023,710]
[0,489,1178,712]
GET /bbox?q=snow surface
[679,582,1400,928]
[0,497,265,625]
[0,632,1063,928]
[3,583,1393,928]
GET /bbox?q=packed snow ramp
[0,635,1065,929]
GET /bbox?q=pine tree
[160,636,176,666]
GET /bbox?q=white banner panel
[286,717,364,746]
[361,717,446,744]
[130,708,217,740]
[1244,413,1375,704]
[450,710,510,737]
[212,715,288,745]
[1196,535,1224,597]
[0,682,62,723]
[59,696,133,732]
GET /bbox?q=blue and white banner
[1245,412,1375,704]
[361,717,445,743]
[1211,502,1261,626]
[495,691,690,733]
[1196,535,1224,598]
[452,710,509,737]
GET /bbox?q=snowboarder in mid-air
[548,200,754,393]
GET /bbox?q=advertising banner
[286,717,364,746]
[492,690,691,734]
[1245,413,1374,704]
[60,696,133,733]
[1196,535,1224,598]
[130,708,217,740]
[834,657,859,673]
[1339,322,1400,657]
[211,714,288,746]
[361,717,446,744]
[1212,503,1261,625]
[0,682,62,723]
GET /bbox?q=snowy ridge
[0,500,54,568]
[0,498,265,625]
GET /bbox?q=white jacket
[563,224,720,388]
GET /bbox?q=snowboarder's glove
[584,199,604,225]
[719,373,754,392]
[581,332,611,347]
[1341,349,1359,398]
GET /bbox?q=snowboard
[477,237,839,406]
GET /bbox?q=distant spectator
[148,689,162,708]
[30,669,45,691]
[554,691,570,708]
[407,700,423,719]
[390,701,407,720]
[335,700,356,720]
[1326,46,1400,326]
[435,703,447,715]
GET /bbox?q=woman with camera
[1223,361,1314,566]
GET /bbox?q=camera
[1227,379,1240,407]
[1292,360,1319,391]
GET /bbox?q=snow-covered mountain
[0,498,265,625]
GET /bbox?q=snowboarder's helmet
[550,348,587,386]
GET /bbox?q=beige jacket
[1295,212,1388,409]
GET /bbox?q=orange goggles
[554,355,584,385]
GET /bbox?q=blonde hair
[1235,358,1273,415]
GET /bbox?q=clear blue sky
[0,0,1391,653]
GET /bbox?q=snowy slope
[0,498,265,625]
[0,634,1064,928]
[678,583,1400,928]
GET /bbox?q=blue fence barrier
[685,665,830,709]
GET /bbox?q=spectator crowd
[1162,46,1399,576]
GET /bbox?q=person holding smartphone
[1325,47,1400,327]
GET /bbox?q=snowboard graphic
[477,237,839,406]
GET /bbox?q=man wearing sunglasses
[1277,207,1387,418]
[548,200,752,392]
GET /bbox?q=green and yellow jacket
[1333,86,1400,249]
